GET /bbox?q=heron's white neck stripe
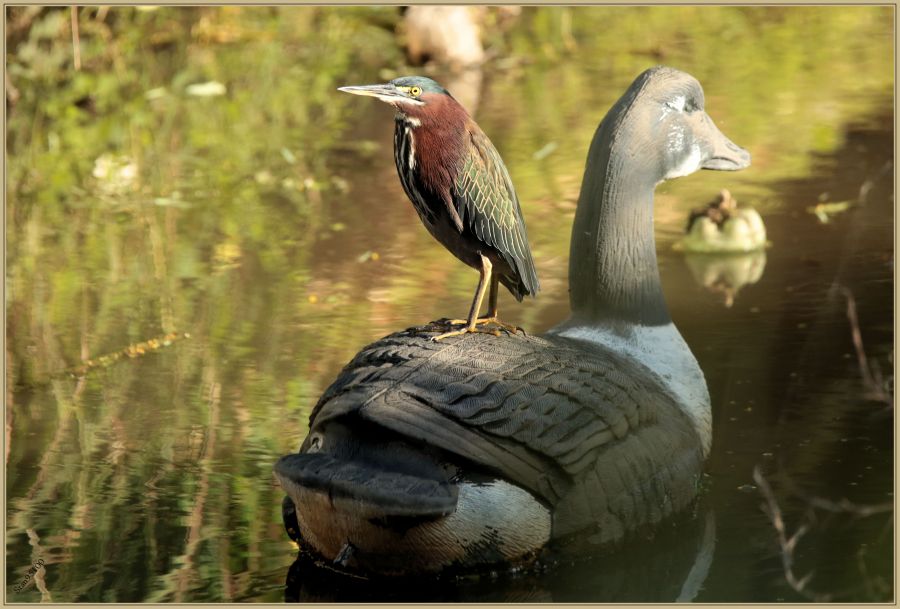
[406,127,416,170]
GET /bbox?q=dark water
[5,6,893,602]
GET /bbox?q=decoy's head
[338,76,457,121]
[599,66,751,184]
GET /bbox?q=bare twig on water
[26,528,52,603]
[778,471,893,518]
[71,7,82,71]
[856,544,891,600]
[752,466,831,602]
[837,284,893,408]
[64,331,191,379]
[857,161,892,205]
[764,462,894,600]
[804,493,891,519]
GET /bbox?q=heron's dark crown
[390,76,451,97]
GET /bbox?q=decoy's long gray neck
[569,105,670,326]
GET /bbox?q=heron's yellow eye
[410,86,422,98]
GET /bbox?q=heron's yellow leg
[431,255,500,341]
[443,272,524,336]
[445,275,496,326]
[447,274,524,335]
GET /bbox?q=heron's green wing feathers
[453,127,540,296]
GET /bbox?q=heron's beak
[338,83,417,105]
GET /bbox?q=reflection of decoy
[276,67,750,576]
[684,250,767,307]
[339,76,540,340]
[283,508,717,602]
[680,189,767,253]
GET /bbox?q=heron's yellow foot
[413,317,521,340]
[430,325,502,342]
[412,318,461,333]
[444,316,525,335]
[444,317,525,337]
[479,317,526,336]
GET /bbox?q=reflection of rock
[437,68,483,116]
[400,6,521,70]
[680,189,768,253]
[401,6,485,69]
[398,6,520,113]
[684,251,767,308]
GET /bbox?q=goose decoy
[275,66,750,576]
[679,188,767,253]
[338,76,540,340]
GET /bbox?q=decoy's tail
[275,414,551,575]
[275,452,458,522]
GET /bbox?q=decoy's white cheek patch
[665,144,702,180]
[665,123,687,155]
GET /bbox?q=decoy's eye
[409,86,422,98]
[666,96,687,113]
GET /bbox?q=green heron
[338,76,540,340]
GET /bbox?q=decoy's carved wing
[452,126,539,295]
[308,330,703,524]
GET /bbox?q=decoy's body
[276,66,751,575]
[338,76,539,340]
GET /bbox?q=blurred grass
[4,5,893,602]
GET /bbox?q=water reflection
[683,251,767,307]
[5,5,894,603]
[284,508,717,603]
[437,68,484,116]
